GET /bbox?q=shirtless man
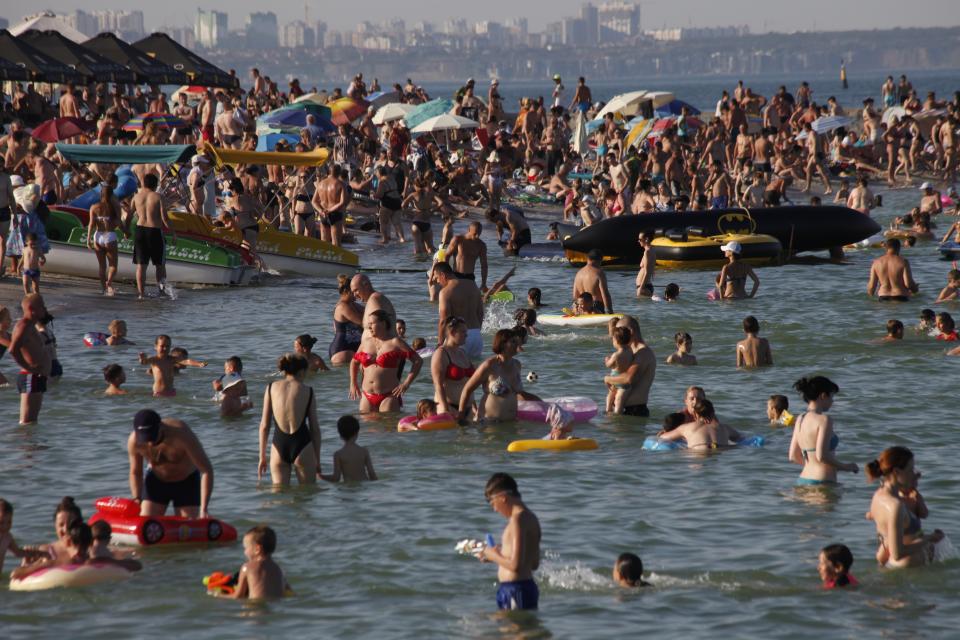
[314,165,348,246]
[170,93,196,144]
[9,294,51,424]
[734,125,754,171]
[919,182,943,216]
[127,409,214,519]
[198,91,216,143]
[868,239,919,302]
[636,233,656,297]
[129,174,176,300]
[658,398,743,449]
[846,176,875,215]
[445,221,488,289]
[736,315,773,368]
[708,161,732,209]
[569,77,592,113]
[351,274,396,338]
[604,316,656,417]
[753,132,773,181]
[31,149,59,204]
[3,126,31,175]
[214,97,243,149]
[251,68,267,97]
[802,122,832,194]
[139,334,179,397]
[485,207,531,256]
[58,84,80,119]
[573,250,613,313]
[434,263,485,361]
[479,473,541,611]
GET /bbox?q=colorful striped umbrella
[328,98,370,126]
[122,113,187,131]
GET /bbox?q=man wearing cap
[435,263,485,360]
[573,250,613,313]
[127,409,214,519]
[552,75,565,109]
[919,182,943,216]
[868,238,919,302]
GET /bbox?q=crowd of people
[0,69,957,608]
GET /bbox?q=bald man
[351,274,397,338]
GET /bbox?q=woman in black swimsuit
[258,353,320,486]
[329,277,364,365]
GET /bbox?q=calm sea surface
[1,71,959,639]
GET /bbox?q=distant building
[580,3,599,44]
[246,12,278,49]
[562,18,588,46]
[164,26,196,49]
[59,10,99,37]
[196,9,228,49]
[280,20,315,49]
[315,21,328,48]
[92,10,145,39]
[646,25,749,41]
[598,1,640,40]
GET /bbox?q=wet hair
[0,498,11,516]
[674,331,692,346]
[527,287,542,306]
[577,291,594,306]
[821,543,853,577]
[416,399,438,419]
[103,363,124,384]
[866,446,914,482]
[920,308,935,322]
[55,496,82,523]
[661,412,686,432]
[277,353,309,375]
[886,319,904,336]
[663,283,680,301]
[615,552,645,586]
[245,525,277,555]
[108,319,126,335]
[337,415,360,441]
[491,328,518,355]
[68,520,93,554]
[742,316,760,333]
[613,326,632,347]
[793,376,839,403]
[143,173,159,189]
[226,356,243,373]
[769,394,788,413]
[484,472,519,500]
[295,334,318,350]
[692,398,716,421]
[411,337,427,350]
[937,312,956,333]
[513,308,537,328]
[91,520,112,542]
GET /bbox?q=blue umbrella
[259,108,335,131]
[654,99,701,118]
[256,132,301,152]
[403,98,454,130]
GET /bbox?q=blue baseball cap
[133,409,161,443]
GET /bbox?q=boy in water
[21,233,42,294]
[613,552,651,588]
[935,269,960,303]
[322,415,377,482]
[479,473,541,610]
[917,309,936,335]
[766,394,794,427]
[604,326,633,414]
[736,315,773,368]
[139,334,178,397]
[231,525,290,599]
[0,498,28,573]
[395,319,407,339]
[90,521,115,559]
[882,319,904,342]
[170,346,207,370]
[212,356,251,417]
[107,319,133,345]
[103,364,127,395]
[818,543,857,589]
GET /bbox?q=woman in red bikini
[431,316,475,415]
[349,310,423,413]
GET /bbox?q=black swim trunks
[454,271,475,280]
[514,228,532,249]
[133,227,165,266]
[16,371,47,394]
[412,220,432,232]
[320,210,344,227]
[878,295,909,302]
[622,404,650,417]
[144,469,201,509]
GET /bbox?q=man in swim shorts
[569,77,592,114]
[604,316,657,417]
[435,263,485,361]
[485,207,531,256]
[127,409,214,519]
[479,473,541,610]
[573,250,613,313]
[445,221,488,290]
[9,293,51,425]
[129,173,176,300]
[868,238,918,302]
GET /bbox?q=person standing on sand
[9,293,50,424]
[129,174,175,300]
[868,239,918,302]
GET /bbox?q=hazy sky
[7,1,959,33]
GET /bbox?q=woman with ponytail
[866,447,945,568]
[788,376,858,485]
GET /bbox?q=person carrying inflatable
[127,409,214,519]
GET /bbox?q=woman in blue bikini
[787,376,859,485]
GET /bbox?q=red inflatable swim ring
[88,497,237,546]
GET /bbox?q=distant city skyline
[4,0,958,35]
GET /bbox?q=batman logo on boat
[716,212,756,236]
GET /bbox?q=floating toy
[9,562,133,591]
[88,497,237,546]
[517,397,598,423]
[83,331,109,347]
[397,413,457,432]
[507,438,598,452]
[538,313,622,327]
[642,435,766,451]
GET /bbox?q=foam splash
[482,301,516,332]
[933,534,958,563]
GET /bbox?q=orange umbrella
[328,98,369,126]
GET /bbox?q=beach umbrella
[133,32,237,88]
[255,132,301,152]
[31,117,94,143]
[571,110,588,157]
[654,99,701,118]
[17,29,137,84]
[0,29,85,83]
[259,106,335,131]
[293,92,327,105]
[404,98,455,130]
[366,90,400,110]
[881,106,907,127]
[122,113,187,131]
[328,98,370,126]
[625,118,654,148]
[410,113,479,135]
[595,90,649,120]
[811,115,852,135]
[0,54,31,81]
[373,103,414,125]
[84,32,187,85]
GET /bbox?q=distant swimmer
[736,316,773,368]
[867,239,918,301]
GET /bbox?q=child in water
[90,521,115,559]
[767,394,794,427]
[882,319,904,342]
[396,319,407,339]
[322,415,378,482]
[398,399,443,432]
[139,334,179,397]
[666,331,697,365]
[935,270,960,303]
[935,312,958,341]
[0,498,29,573]
[663,283,680,301]
[411,337,427,351]
[103,364,127,395]
[21,233,42,294]
[917,308,936,335]
[604,326,633,415]
[514,308,545,337]
[527,287,544,308]
[213,356,252,417]
[170,346,208,370]
[107,319,133,345]
[818,544,857,589]
[230,525,290,599]
[736,316,773,368]
[613,552,651,588]
[661,412,686,432]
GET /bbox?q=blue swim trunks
[496,579,539,610]
[795,477,837,486]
